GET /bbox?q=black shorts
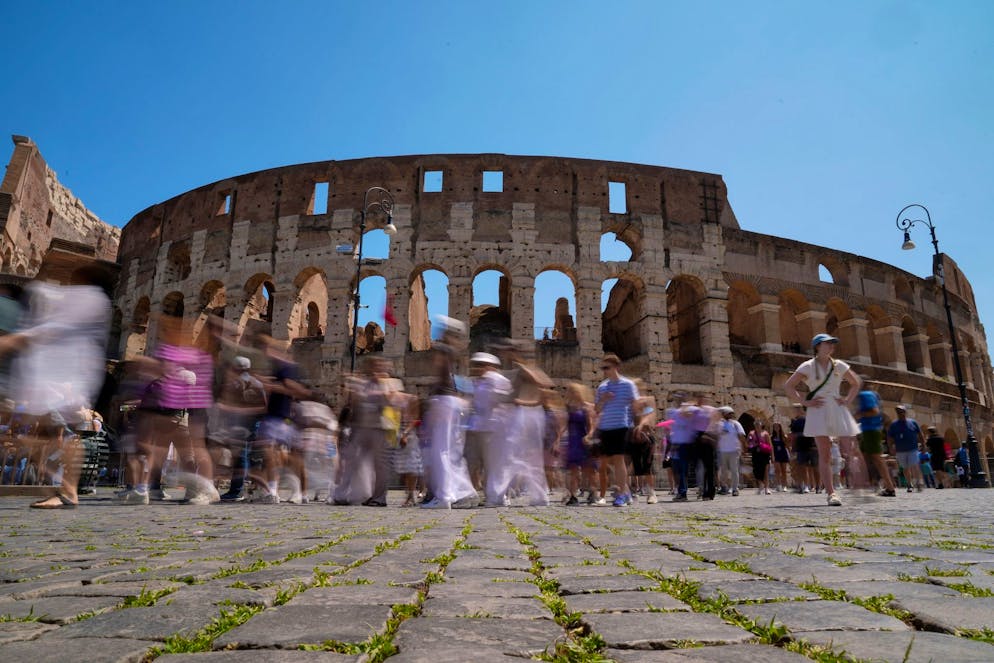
[795,447,818,467]
[629,441,654,475]
[599,428,629,457]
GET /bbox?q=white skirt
[422,395,477,504]
[804,401,860,438]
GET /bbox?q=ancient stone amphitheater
[115,154,994,472]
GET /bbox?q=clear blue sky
[3,1,993,346]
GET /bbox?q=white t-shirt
[717,419,746,453]
[469,370,512,432]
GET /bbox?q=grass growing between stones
[147,603,264,657]
[945,582,994,597]
[798,582,913,623]
[502,516,610,663]
[119,586,178,608]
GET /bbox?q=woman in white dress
[783,333,861,507]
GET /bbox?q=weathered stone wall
[0,136,120,275]
[114,153,994,476]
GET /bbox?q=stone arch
[471,266,511,349]
[945,428,960,447]
[238,274,276,340]
[125,296,151,359]
[161,291,185,318]
[409,266,449,351]
[164,241,192,283]
[667,275,705,365]
[925,322,951,377]
[600,232,634,262]
[193,280,226,346]
[726,280,762,348]
[901,316,924,373]
[778,289,809,353]
[602,272,645,360]
[351,274,387,356]
[818,257,849,287]
[894,276,915,306]
[825,298,857,360]
[535,268,577,342]
[288,268,327,340]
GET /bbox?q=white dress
[795,358,861,438]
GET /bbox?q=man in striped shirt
[595,354,640,507]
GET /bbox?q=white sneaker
[802,486,811,494]
[186,492,213,506]
[287,493,304,505]
[765,488,772,495]
[827,493,843,507]
[646,492,658,504]
[118,489,149,505]
[420,497,450,509]
[594,497,607,506]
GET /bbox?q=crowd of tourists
[0,272,974,510]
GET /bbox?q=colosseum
[114,154,994,479]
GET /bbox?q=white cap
[718,406,734,415]
[234,356,251,371]
[470,352,501,366]
[435,315,467,336]
[177,369,197,387]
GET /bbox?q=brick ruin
[106,153,994,477]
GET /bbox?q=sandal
[30,494,77,510]
[361,499,387,507]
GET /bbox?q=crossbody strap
[807,359,836,400]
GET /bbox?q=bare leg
[815,436,835,497]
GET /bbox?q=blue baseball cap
[812,333,839,348]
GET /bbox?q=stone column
[448,276,472,326]
[909,333,932,375]
[795,310,827,346]
[383,278,410,362]
[324,285,352,356]
[929,341,952,378]
[512,276,536,342]
[874,325,906,370]
[700,293,729,367]
[838,316,871,364]
[576,278,603,386]
[959,351,974,389]
[748,300,782,353]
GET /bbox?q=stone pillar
[511,276,535,341]
[838,316,871,364]
[908,333,932,375]
[748,300,782,353]
[795,310,827,346]
[383,278,410,362]
[929,341,952,378]
[448,276,472,326]
[874,325,906,370]
[268,287,296,343]
[700,293,729,367]
[448,203,473,244]
[324,285,352,355]
[576,278,603,385]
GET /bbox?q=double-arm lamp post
[349,186,397,373]
[896,203,987,487]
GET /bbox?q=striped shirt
[596,376,639,431]
[153,344,214,410]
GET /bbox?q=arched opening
[534,269,577,342]
[288,269,327,340]
[409,268,449,351]
[825,298,856,360]
[351,274,387,355]
[361,229,391,261]
[902,316,924,373]
[726,281,762,348]
[600,232,633,262]
[125,297,150,359]
[818,264,834,284]
[895,276,915,306]
[667,276,705,365]
[193,281,226,346]
[164,242,192,283]
[778,290,808,354]
[471,268,511,350]
[161,291,185,318]
[927,324,949,378]
[239,274,276,340]
[602,275,644,360]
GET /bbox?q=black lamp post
[896,203,987,487]
[349,186,396,373]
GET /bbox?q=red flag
[384,293,397,327]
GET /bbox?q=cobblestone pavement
[2,489,994,662]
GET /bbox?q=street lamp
[896,203,987,487]
[350,186,397,373]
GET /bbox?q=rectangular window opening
[608,181,627,214]
[217,192,232,216]
[311,182,329,215]
[423,170,443,193]
[482,170,503,192]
